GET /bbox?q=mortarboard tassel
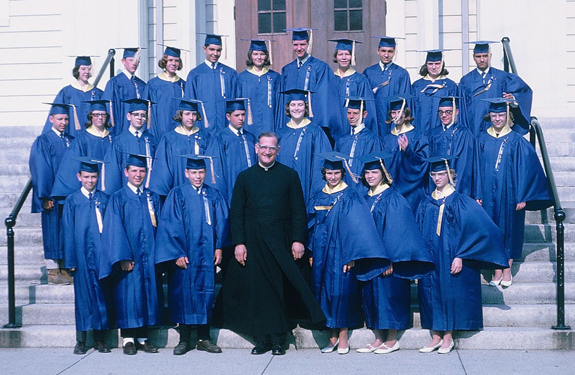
[308,29,313,55]
[307,90,314,118]
[70,104,81,131]
[267,40,273,65]
[246,98,253,126]
[147,101,152,129]
[100,163,106,192]
[377,158,393,184]
[351,40,356,66]
[200,100,209,128]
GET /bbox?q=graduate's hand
[398,134,409,151]
[451,257,462,274]
[309,257,313,267]
[176,256,189,269]
[69,268,76,273]
[476,199,483,205]
[343,261,355,273]
[502,92,515,101]
[292,242,305,260]
[382,264,393,277]
[121,260,134,272]
[516,202,526,210]
[42,199,54,211]
[214,249,222,265]
[235,244,247,266]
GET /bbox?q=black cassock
[214,162,325,337]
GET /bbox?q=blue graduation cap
[420,49,447,62]
[83,99,109,112]
[438,96,461,108]
[344,96,372,110]
[73,156,104,173]
[281,88,311,103]
[426,155,457,172]
[179,154,213,170]
[124,153,151,168]
[241,38,271,51]
[225,98,247,112]
[317,151,348,170]
[163,46,181,58]
[329,38,362,51]
[357,151,393,171]
[384,94,414,111]
[175,98,201,112]
[372,36,401,48]
[204,34,225,46]
[121,47,142,59]
[465,40,498,54]
[44,102,72,115]
[482,97,513,113]
[74,56,92,66]
[284,27,315,41]
[123,98,150,112]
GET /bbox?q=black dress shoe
[271,343,286,356]
[123,342,137,355]
[197,339,222,353]
[173,341,190,355]
[251,341,272,355]
[136,340,159,353]
[73,341,87,355]
[94,341,111,353]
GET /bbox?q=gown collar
[432,184,455,200]
[86,126,109,138]
[391,122,415,136]
[158,71,181,82]
[487,125,512,138]
[423,74,447,82]
[322,181,348,194]
[334,68,356,78]
[175,124,199,136]
[247,66,269,76]
[71,80,94,92]
[368,183,390,197]
[286,118,311,129]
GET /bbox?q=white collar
[127,183,143,194]
[351,123,365,135]
[228,124,244,136]
[129,126,144,137]
[80,187,96,199]
[205,60,219,69]
[52,127,65,137]
[259,161,275,171]
[297,54,310,66]
[122,68,135,79]
[476,67,490,75]
[379,61,393,70]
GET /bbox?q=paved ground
[0,348,572,375]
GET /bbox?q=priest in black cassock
[214,132,325,356]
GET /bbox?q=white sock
[122,337,134,346]
[137,338,147,345]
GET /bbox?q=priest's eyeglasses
[437,110,453,116]
[429,171,448,179]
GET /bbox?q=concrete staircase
[1,120,573,350]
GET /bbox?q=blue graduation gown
[184,62,238,135]
[333,70,378,137]
[148,127,210,196]
[276,120,332,204]
[334,126,381,191]
[205,127,257,204]
[361,187,433,330]
[143,74,185,140]
[155,183,229,325]
[103,131,157,194]
[63,189,110,331]
[427,122,476,197]
[41,84,103,137]
[307,184,390,328]
[51,130,114,198]
[99,186,161,329]
[411,76,458,133]
[457,67,532,136]
[475,130,552,260]
[237,68,282,137]
[381,127,429,213]
[101,72,147,135]
[416,190,508,331]
[29,130,73,260]
[280,57,343,138]
[363,63,411,135]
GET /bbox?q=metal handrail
[529,118,570,330]
[92,49,116,88]
[501,37,518,75]
[3,179,32,328]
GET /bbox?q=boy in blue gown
[155,155,229,355]
[184,34,238,135]
[99,154,161,355]
[427,96,476,197]
[276,89,332,204]
[457,41,532,137]
[363,37,411,136]
[356,152,433,354]
[103,98,157,194]
[411,50,459,133]
[205,99,257,204]
[41,56,103,137]
[279,28,343,139]
[29,103,74,284]
[417,156,508,354]
[143,46,186,140]
[475,98,552,286]
[335,97,381,191]
[307,152,390,354]
[237,39,282,136]
[149,98,210,198]
[62,158,111,354]
[102,48,147,135]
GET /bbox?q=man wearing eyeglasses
[214,132,325,356]
[427,96,476,197]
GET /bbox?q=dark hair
[246,50,271,68]
[158,55,183,70]
[84,111,111,129]
[72,65,80,79]
[285,101,310,117]
[258,132,279,144]
[483,111,514,123]
[419,61,449,77]
[321,167,346,181]
[173,109,202,123]
[360,168,392,188]
[385,107,414,125]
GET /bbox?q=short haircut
[321,167,346,180]
[158,54,183,70]
[257,132,278,144]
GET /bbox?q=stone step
[0,228,43,247]
[524,223,575,243]
[507,261,575,283]
[0,265,44,283]
[556,187,575,202]
[525,202,575,224]
[0,284,40,305]
[0,137,36,151]
[0,246,44,266]
[519,242,575,262]
[0,164,31,176]
[0,325,573,350]
[0,175,34,193]
[0,149,32,165]
[0,126,42,139]
[549,157,575,172]
[479,282,575,305]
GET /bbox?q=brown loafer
[94,341,111,353]
[136,340,159,353]
[196,339,222,353]
[73,341,87,355]
[123,342,137,355]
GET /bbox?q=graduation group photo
[6,0,570,362]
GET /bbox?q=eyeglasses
[429,171,448,179]
[257,145,278,151]
[92,113,107,117]
[437,110,453,116]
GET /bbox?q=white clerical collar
[351,123,365,135]
[127,183,143,194]
[129,126,144,137]
[476,67,490,75]
[379,61,393,71]
[80,187,96,199]
[205,60,219,69]
[228,125,244,136]
[259,161,275,171]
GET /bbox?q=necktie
[481,71,487,84]
[135,130,140,138]
[88,192,93,200]
[298,60,302,69]
[131,76,140,98]
[211,62,216,69]
[137,188,142,196]
[60,132,65,139]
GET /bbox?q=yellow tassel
[267,40,273,65]
[71,104,81,131]
[201,101,210,128]
[308,29,313,55]
[247,98,253,126]
[147,101,152,129]
[100,163,106,192]
[436,203,444,236]
[307,91,314,118]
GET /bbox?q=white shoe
[419,340,443,353]
[374,341,400,354]
[321,339,339,353]
[337,345,350,355]
[356,344,378,353]
[437,340,455,354]
[501,274,513,287]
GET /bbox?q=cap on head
[176,98,201,112]
[465,40,498,54]
[122,48,140,59]
[372,36,397,48]
[123,98,149,113]
[357,151,393,172]
[285,27,314,41]
[438,96,460,108]
[482,97,513,113]
[424,49,443,62]
[75,56,92,66]
[426,155,457,172]
[74,156,103,173]
[46,102,71,116]
[345,97,368,110]
[385,95,414,111]
[180,154,212,170]
[318,151,349,170]
[125,153,149,169]
[225,98,247,113]
[204,34,223,46]
[83,99,109,113]
[329,38,361,52]
[164,46,181,58]
[282,88,311,103]
[248,39,268,51]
